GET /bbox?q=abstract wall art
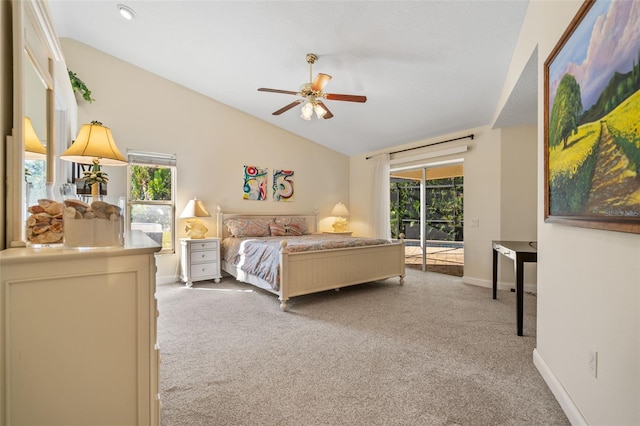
[273,169,294,202]
[243,165,268,201]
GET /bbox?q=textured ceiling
[48,0,533,156]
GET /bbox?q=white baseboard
[533,349,587,425]
[157,274,179,285]
[462,275,537,294]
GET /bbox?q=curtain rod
[366,134,474,160]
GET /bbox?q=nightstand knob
[201,254,205,258]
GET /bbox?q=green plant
[82,158,109,186]
[68,69,94,103]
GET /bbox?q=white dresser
[0,231,161,426]
[180,238,222,287]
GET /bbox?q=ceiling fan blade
[316,101,334,119]
[311,73,332,92]
[272,100,303,115]
[324,93,367,103]
[258,88,299,96]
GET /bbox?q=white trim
[157,274,180,285]
[31,0,65,62]
[462,275,537,294]
[533,349,587,426]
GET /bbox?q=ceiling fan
[258,53,367,120]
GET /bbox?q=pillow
[269,223,303,237]
[225,218,273,237]
[274,217,309,235]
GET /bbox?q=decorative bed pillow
[225,218,273,237]
[269,223,303,237]
[274,217,309,234]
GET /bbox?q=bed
[216,209,405,311]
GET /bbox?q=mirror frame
[8,0,68,247]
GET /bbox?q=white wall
[499,0,640,424]
[60,38,349,283]
[499,125,538,285]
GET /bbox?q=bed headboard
[216,207,319,239]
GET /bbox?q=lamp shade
[331,202,350,217]
[180,198,211,218]
[314,103,327,118]
[300,101,314,120]
[60,121,127,165]
[24,116,46,159]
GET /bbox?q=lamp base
[332,217,348,233]
[185,218,208,239]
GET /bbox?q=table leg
[492,248,498,299]
[515,256,524,336]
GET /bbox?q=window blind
[127,150,177,167]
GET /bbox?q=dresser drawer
[190,250,217,263]
[190,241,218,251]
[190,262,218,278]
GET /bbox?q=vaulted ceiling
[48,0,534,156]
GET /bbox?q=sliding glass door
[390,162,464,276]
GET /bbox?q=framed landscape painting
[544,0,640,234]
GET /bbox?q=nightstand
[323,231,353,236]
[180,238,221,287]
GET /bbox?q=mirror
[24,53,49,207]
[7,0,73,247]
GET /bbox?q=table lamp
[24,117,47,160]
[180,198,211,239]
[60,121,127,198]
[331,202,350,232]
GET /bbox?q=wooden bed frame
[216,209,405,311]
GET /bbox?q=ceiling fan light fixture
[259,53,365,120]
[314,103,327,119]
[301,101,314,120]
[117,4,136,20]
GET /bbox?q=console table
[492,240,537,336]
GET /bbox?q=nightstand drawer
[191,263,218,278]
[190,241,218,251]
[190,250,217,263]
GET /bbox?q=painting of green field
[548,91,640,217]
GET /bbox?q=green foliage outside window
[130,165,172,201]
[390,176,463,241]
[129,164,174,251]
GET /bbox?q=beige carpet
[157,269,568,425]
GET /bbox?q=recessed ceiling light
[117,4,136,20]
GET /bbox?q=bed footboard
[278,238,405,311]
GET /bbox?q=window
[25,159,46,206]
[127,151,177,253]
